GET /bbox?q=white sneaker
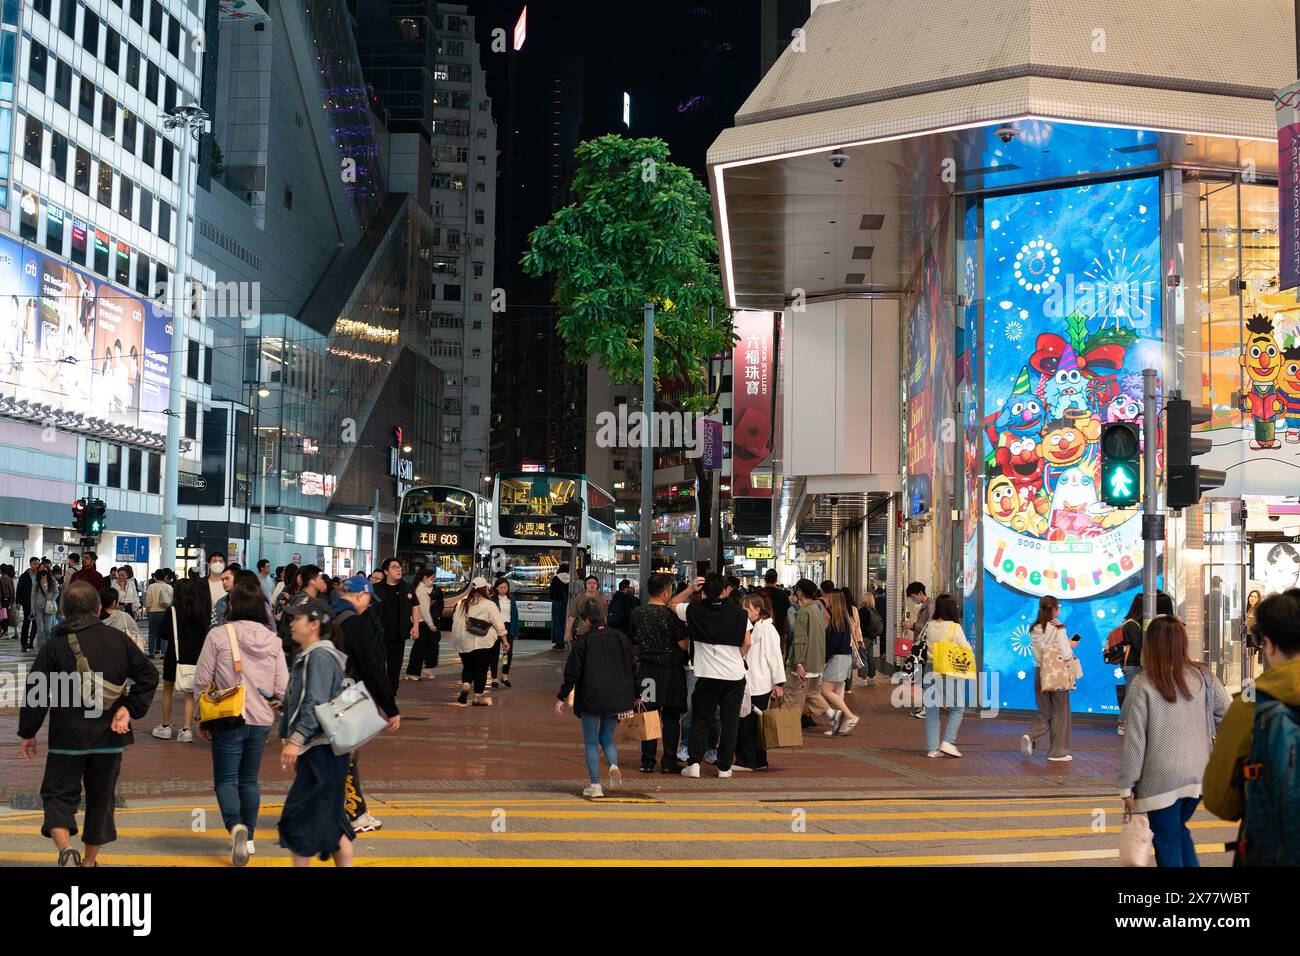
[151,724,172,739]
[717,768,733,779]
[246,840,256,856]
[1117,725,1126,736]
[1047,754,1074,762]
[939,741,962,758]
[911,708,927,719]
[230,824,249,867]
[731,764,754,772]
[926,750,941,757]
[607,765,622,792]
[176,728,193,742]
[680,763,701,778]
[842,715,860,735]
[1019,734,1033,757]
[582,783,604,797]
[353,813,383,832]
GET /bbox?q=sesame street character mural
[1281,346,1300,445]
[979,174,1163,716]
[1239,314,1286,450]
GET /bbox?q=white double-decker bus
[488,472,616,635]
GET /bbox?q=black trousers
[407,623,440,675]
[20,603,36,650]
[385,641,406,695]
[459,647,495,694]
[490,635,516,678]
[687,677,746,771]
[344,754,367,823]
[40,750,123,845]
[640,704,684,769]
[735,691,772,769]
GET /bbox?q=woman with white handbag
[152,579,207,743]
[1022,595,1080,761]
[1117,615,1228,867]
[192,579,289,866]
[32,566,60,653]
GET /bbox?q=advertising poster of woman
[95,284,146,422]
[0,238,41,403]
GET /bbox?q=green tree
[522,134,733,556]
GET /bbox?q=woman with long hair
[1115,590,1174,736]
[491,576,520,688]
[734,591,786,771]
[409,568,442,681]
[275,563,301,618]
[1022,595,1079,761]
[921,594,972,758]
[1118,615,1229,866]
[32,565,59,653]
[193,580,289,865]
[234,569,276,628]
[152,579,207,743]
[1243,588,1264,671]
[820,590,859,736]
[451,576,507,705]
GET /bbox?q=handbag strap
[224,623,243,674]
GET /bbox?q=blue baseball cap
[342,574,374,595]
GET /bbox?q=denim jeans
[35,611,55,652]
[147,611,166,657]
[579,712,620,784]
[1147,796,1201,867]
[923,671,967,752]
[210,724,271,838]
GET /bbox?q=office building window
[153,262,167,298]
[126,43,139,87]
[167,15,179,56]
[71,220,87,264]
[473,262,484,278]
[51,131,67,181]
[118,175,132,218]
[97,160,112,206]
[184,399,197,440]
[35,0,52,18]
[127,447,141,491]
[93,230,108,275]
[163,76,175,113]
[157,199,170,240]
[147,451,160,494]
[82,12,98,55]
[100,93,115,137]
[122,110,136,153]
[106,443,121,487]
[161,139,173,179]
[204,346,213,385]
[28,40,47,92]
[45,206,64,254]
[474,208,484,225]
[185,338,198,378]
[134,250,149,294]
[149,0,162,41]
[130,0,142,25]
[58,0,76,38]
[138,186,151,230]
[115,241,130,284]
[22,114,42,164]
[78,75,94,125]
[105,27,119,72]
[443,284,461,301]
[74,146,90,193]
[145,62,157,102]
[84,440,100,484]
[54,59,71,107]
[142,124,155,166]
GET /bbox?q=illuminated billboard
[0,233,171,432]
[979,175,1163,714]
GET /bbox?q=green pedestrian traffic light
[1100,422,1141,508]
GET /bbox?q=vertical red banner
[731,310,773,497]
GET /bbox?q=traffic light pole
[1142,368,1162,624]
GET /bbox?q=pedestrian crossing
[0,792,1237,867]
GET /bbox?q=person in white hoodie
[99,586,144,652]
[733,591,787,771]
[192,580,289,866]
[451,576,508,706]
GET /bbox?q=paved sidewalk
[0,639,1123,802]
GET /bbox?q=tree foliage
[521,135,733,411]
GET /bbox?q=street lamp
[159,103,212,571]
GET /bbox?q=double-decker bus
[396,484,491,623]
[488,472,616,635]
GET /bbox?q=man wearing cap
[331,575,400,834]
[372,558,420,694]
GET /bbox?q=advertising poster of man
[95,284,147,423]
[0,236,42,403]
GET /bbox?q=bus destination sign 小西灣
[501,516,563,540]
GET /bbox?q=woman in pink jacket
[194,578,289,866]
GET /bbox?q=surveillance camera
[1269,514,1281,522]
[828,150,848,169]
[995,124,1019,145]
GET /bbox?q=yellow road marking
[382,794,1119,809]
[0,844,1231,867]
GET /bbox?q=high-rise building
[0,0,208,572]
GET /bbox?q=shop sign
[730,311,773,497]
[745,546,774,560]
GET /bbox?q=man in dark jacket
[69,551,105,592]
[18,581,159,867]
[331,574,400,834]
[17,556,38,651]
[760,569,790,644]
[608,579,639,630]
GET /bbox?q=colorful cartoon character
[1013,485,1049,536]
[993,396,1046,439]
[987,474,1048,536]
[1040,416,1102,493]
[986,475,1020,527]
[1239,313,1285,450]
[1047,466,1103,540]
[995,435,1044,496]
[1280,346,1300,445]
[1043,366,1090,421]
[1106,386,1145,449]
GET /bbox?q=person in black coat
[17,556,39,651]
[556,595,637,797]
[18,581,159,867]
[330,575,401,833]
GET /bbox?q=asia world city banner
[980,175,1163,714]
[0,233,172,434]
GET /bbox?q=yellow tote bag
[931,622,976,680]
[198,624,247,730]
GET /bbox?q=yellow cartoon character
[1012,485,1049,536]
[1239,313,1285,450]
[1280,345,1300,445]
[986,475,1020,527]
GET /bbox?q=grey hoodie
[281,639,348,750]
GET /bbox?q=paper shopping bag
[759,700,803,749]
[617,703,662,742]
